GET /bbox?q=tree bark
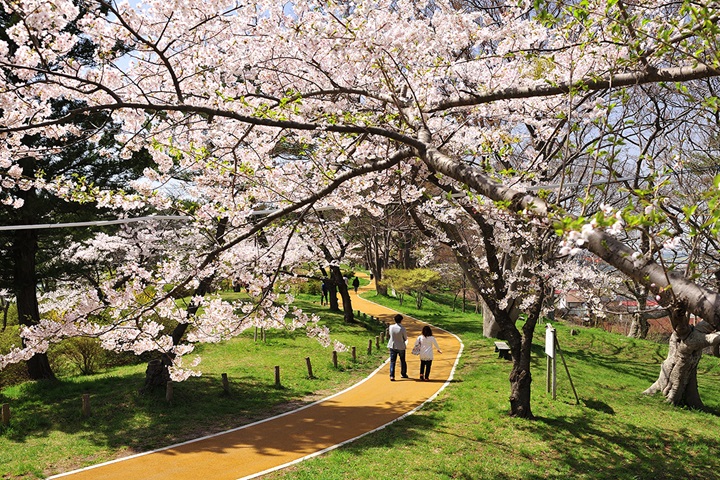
[12,156,56,381]
[507,286,543,419]
[643,321,720,407]
[14,227,56,380]
[482,300,501,338]
[330,264,354,323]
[327,279,340,311]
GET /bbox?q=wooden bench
[494,341,511,360]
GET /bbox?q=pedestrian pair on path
[387,314,442,381]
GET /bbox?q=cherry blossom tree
[2,0,720,414]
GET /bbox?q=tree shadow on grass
[518,412,720,479]
[1,372,325,453]
[583,398,615,415]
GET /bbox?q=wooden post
[367,339,373,355]
[332,350,338,368]
[254,326,258,342]
[166,380,174,403]
[262,328,267,342]
[352,346,357,362]
[81,394,91,417]
[376,336,380,349]
[274,366,281,388]
[1,403,9,426]
[221,373,230,394]
[305,357,314,379]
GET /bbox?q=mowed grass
[266,291,720,480]
[4,288,720,480]
[0,295,388,479]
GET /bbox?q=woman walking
[415,325,442,381]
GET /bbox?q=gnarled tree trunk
[643,321,720,407]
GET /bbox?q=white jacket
[414,335,440,361]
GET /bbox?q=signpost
[545,324,557,399]
[545,323,580,404]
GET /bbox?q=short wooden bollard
[352,346,357,362]
[81,394,91,417]
[305,357,314,379]
[1,403,10,426]
[367,339,373,355]
[332,350,338,368]
[381,331,386,344]
[274,366,281,388]
[221,373,230,394]
[376,336,380,349]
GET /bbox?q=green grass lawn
[4,289,720,479]
[265,291,720,480]
[0,295,387,479]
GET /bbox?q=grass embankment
[267,291,720,480]
[0,295,387,479]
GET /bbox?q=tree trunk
[328,281,340,311]
[373,268,388,296]
[643,321,720,408]
[627,285,650,339]
[14,227,56,381]
[143,219,228,390]
[506,293,543,419]
[482,300,501,338]
[328,265,354,322]
[1,298,9,331]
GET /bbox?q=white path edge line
[238,297,465,480]
[48,298,464,480]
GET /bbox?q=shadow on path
[50,277,464,480]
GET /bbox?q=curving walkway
[49,279,464,480]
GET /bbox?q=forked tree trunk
[506,294,543,419]
[508,353,533,418]
[643,321,720,408]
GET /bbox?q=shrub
[53,337,106,376]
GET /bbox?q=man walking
[387,314,409,381]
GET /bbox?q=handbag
[411,338,421,355]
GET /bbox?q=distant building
[556,290,587,317]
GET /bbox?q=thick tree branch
[431,64,720,113]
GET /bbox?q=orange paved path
[50,278,463,480]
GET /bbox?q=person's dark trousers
[389,348,408,378]
[420,360,433,379]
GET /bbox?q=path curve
[49,279,464,480]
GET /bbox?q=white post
[545,323,557,399]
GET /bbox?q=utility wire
[0,215,193,231]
